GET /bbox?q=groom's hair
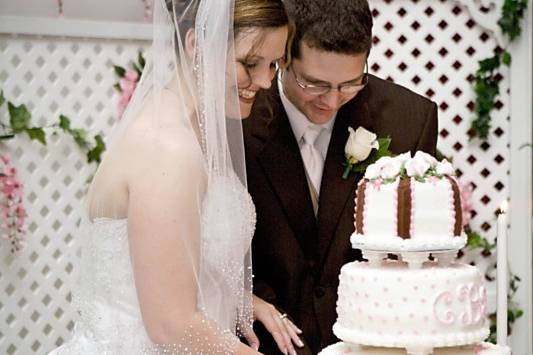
[285,0,372,59]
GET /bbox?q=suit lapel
[316,92,373,265]
[253,90,317,254]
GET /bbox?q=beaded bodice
[51,175,256,354]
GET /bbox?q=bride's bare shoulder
[99,90,204,184]
[124,91,199,153]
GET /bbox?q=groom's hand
[253,295,304,355]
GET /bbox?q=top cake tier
[352,151,466,252]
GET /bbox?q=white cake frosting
[334,260,489,351]
[351,152,466,252]
[318,342,511,355]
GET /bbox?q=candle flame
[500,200,509,214]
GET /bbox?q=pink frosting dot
[421,298,426,304]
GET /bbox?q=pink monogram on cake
[433,283,487,326]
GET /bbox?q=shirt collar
[278,77,336,143]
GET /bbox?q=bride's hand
[253,295,304,355]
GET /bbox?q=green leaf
[114,65,126,78]
[377,137,392,152]
[70,128,88,149]
[478,55,500,72]
[8,102,31,132]
[0,134,15,140]
[502,51,512,66]
[59,115,71,131]
[25,127,47,145]
[138,51,146,69]
[132,62,142,77]
[87,134,106,163]
[498,0,528,41]
[113,83,122,93]
[0,90,5,107]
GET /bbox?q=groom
[244,0,438,353]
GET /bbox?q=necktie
[301,125,324,197]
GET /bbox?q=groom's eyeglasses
[288,62,368,96]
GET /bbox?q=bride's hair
[234,0,288,35]
[166,0,289,37]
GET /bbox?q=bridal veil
[79,0,253,353]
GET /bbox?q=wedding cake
[319,152,510,355]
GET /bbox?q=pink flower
[1,176,22,197]
[124,69,139,82]
[0,154,27,254]
[119,77,136,94]
[0,155,11,165]
[458,179,474,226]
[15,205,26,218]
[118,91,133,116]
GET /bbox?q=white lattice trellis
[0,0,524,354]
[0,34,149,354]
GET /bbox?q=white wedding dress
[49,175,256,354]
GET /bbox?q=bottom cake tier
[318,342,511,355]
[334,260,489,351]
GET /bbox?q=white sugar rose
[413,151,438,167]
[364,162,381,179]
[380,159,403,179]
[394,152,411,165]
[405,157,431,177]
[345,127,379,163]
[436,159,455,175]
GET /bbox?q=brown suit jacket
[243,75,438,354]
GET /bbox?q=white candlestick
[496,203,508,346]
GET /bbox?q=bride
[49,0,303,354]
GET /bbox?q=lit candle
[496,200,508,346]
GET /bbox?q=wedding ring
[279,313,288,320]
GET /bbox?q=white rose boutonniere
[342,126,393,179]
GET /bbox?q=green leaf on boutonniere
[342,137,393,178]
[0,90,5,107]
[59,114,71,131]
[351,137,392,173]
[25,127,46,144]
[8,102,31,133]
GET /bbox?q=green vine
[470,0,529,139]
[0,90,105,164]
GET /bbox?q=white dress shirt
[278,79,337,164]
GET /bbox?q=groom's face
[282,41,367,125]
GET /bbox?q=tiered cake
[319,152,510,355]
